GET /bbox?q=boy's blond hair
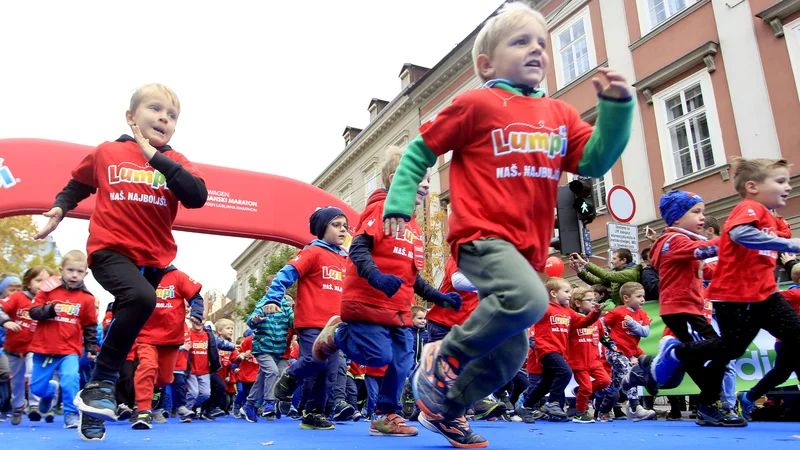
[472,2,547,81]
[215,318,234,331]
[732,157,790,198]
[130,83,181,114]
[545,277,570,293]
[620,282,644,299]
[570,286,594,309]
[791,265,800,285]
[381,146,404,189]
[411,305,427,317]
[62,250,88,268]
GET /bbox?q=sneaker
[116,403,134,421]
[516,407,537,424]
[232,406,242,419]
[311,316,342,360]
[278,401,292,417]
[412,340,460,420]
[300,412,335,430]
[242,404,258,423]
[542,402,568,422]
[178,406,195,423]
[332,401,355,422]
[666,411,683,421]
[352,410,363,422]
[39,380,60,414]
[598,412,613,422]
[401,379,416,418]
[651,336,684,385]
[737,391,755,422]
[27,406,42,422]
[696,404,747,427]
[78,413,106,442]
[153,410,167,424]
[74,380,118,422]
[473,398,507,420]
[272,367,301,402]
[209,407,225,418]
[45,413,55,423]
[613,406,627,420]
[262,402,277,421]
[419,412,488,448]
[370,412,418,436]
[633,355,660,396]
[572,412,595,424]
[64,412,80,429]
[289,406,301,420]
[132,410,153,430]
[502,413,523,422]
[629,404,657,422]
[199,412,216,421]
[11,406,24,426]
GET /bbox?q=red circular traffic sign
[607,185,636,223]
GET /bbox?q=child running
[568,287,610,424]
[381,2,633,446]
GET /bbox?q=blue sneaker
[242,404,258,423]
[262,402,276,421]
[651,336,683,385]
[696,403,747,427]
[737,391,755,421]
[77,413,106,442]
[412,341,460,420]
[64,412,80,429]
[39,380,60,414]
[74,380,118,422]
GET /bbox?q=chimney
[399,63,430,89]
[342,126,363,146]
[368,98,389,121]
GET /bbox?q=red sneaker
[312,316,342,360]
[369,413,418,437]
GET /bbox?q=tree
[234,245,299,321]
[416,193,449,305]
[0,216,60,275]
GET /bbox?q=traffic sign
[607,222,639,264]
[607,185,636,223]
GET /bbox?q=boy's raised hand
[384,217,406,237]
[592,67,632,100]
[130,124,157,161]
[35,207,63,240]
[262,304,281,315]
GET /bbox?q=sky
[0,0,501,311]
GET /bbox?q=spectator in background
[640,248,659,301]
[571,249,642,308]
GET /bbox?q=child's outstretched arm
[187,293,205,322]
[248,267,299,326]
[349,234,404,298]
[730,224,800,253]
[413,275,462,311]
[626,320,650,338]
[214,335,236,352]
[36,180,97,239]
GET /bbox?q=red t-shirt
[341,190,422,326]
[174,323,191,372]
[603,306,651,358]
[426,257,479,328]
[525,325,539,374]
[568,316,605,371]
[289,244,346,329]
[532,302,600,361]
[1,291,38,353]
[28,285,97,356]
[71,139,204,267]
[138,269,202,345]
[217,349,232,379]
[189,329,210,375]
[708,200,781,302]
[233,335,259,383]
[650,229,718,316]
[419,88,589,271]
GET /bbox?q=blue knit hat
[659,190,704,227]
[309,207,347,239]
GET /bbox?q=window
[785,18,800,102]
[551,7,597,89]
[593,174,610,210]
[638,0,698,34]
[653,70,725,185]
[341,191,351,206]
[364,169,378,196]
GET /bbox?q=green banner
[638,301,794,395]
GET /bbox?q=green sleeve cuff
[383,135,438,219]
[577,96,635,178]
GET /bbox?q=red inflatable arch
[0,139,360,248]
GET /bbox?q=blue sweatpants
[286,328,339,413]
[31,354,80,414]
[334,321,413,414]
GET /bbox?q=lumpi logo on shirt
[577,326,597,336]
[54,303,81,316]
[321,266,344,281]
[491,124,568,158]
[192,341,208,350]
[549,315,570,326]
[108,163,168,190]
[156,285,176,300]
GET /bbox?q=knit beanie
[659,190,704,227]
[309,207,347,239]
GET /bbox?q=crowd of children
[1,2,799,449]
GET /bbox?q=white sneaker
[631,405,656,422]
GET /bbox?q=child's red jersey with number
[603,306,651,358]
[568,315,605,370]
[174,323,191,372]
[419,88,590,271]
[233,335,259,383]
[341,189,422,327]
[289,244,347,329]
[71,140,204,267]
[189,328,210,375]
[708,200,781,302]
[427,257,479,328]
[28,285,97,356]
[532,302,600,362]
[138,269,202,345]
[1,291,38,353]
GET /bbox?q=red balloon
[544,256,565,278]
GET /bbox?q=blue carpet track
[2,417,799,450]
